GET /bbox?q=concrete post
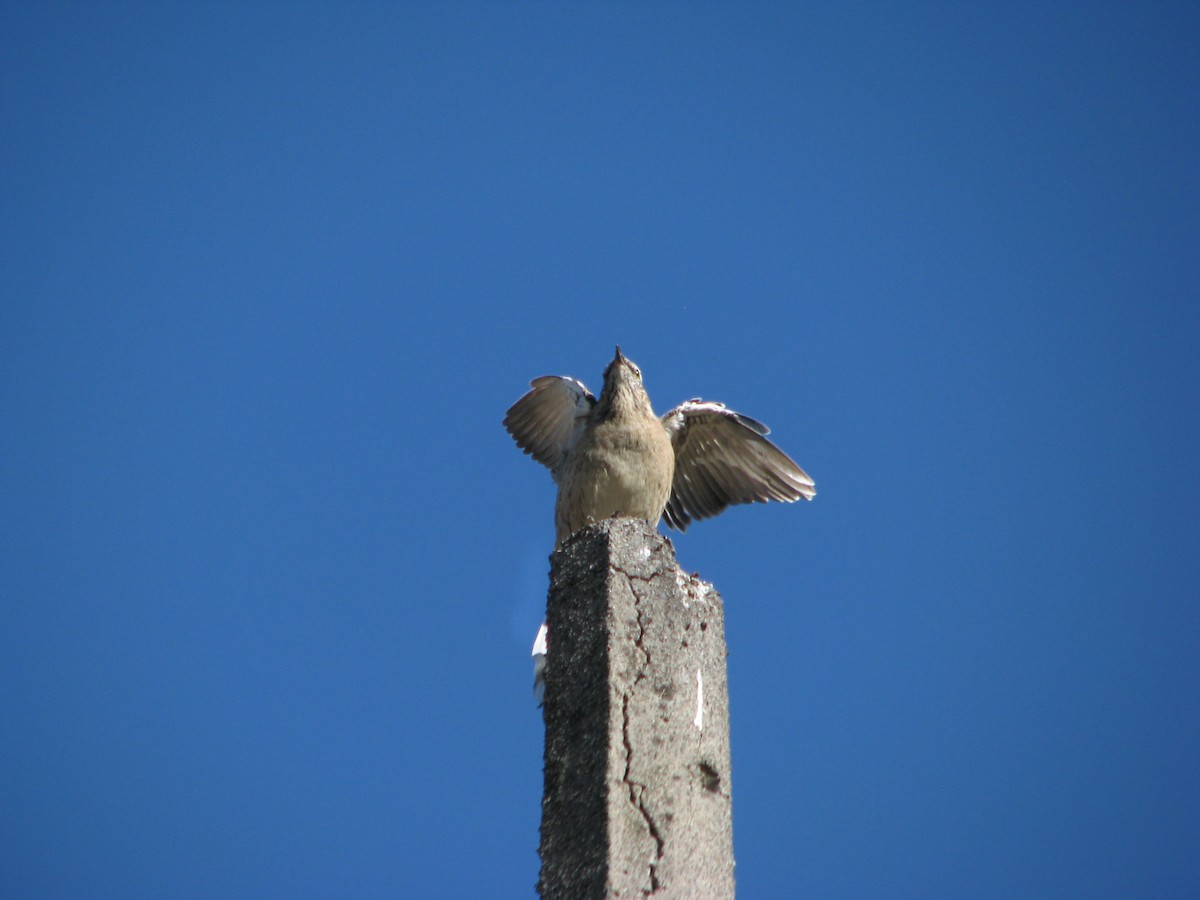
[538,518,734,898]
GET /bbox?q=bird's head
[598,346,652,417]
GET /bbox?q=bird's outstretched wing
[503,376,595,477]
[661,400,815,530]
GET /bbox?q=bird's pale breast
[554,414,674,545]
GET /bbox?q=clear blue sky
[3,4,1197,897]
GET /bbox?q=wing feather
[662,400,815,530]
[503,376,595,478]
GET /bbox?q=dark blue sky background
[3,3,1198,897]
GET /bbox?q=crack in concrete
[616,565,665,896]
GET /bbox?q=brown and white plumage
[504,347,815,544]
[660,399,815,529]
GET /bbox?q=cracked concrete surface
[619,568,664,894]
[538,518,734,899]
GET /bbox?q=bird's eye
[632,365,641,379]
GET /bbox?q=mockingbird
[504,346,815,547]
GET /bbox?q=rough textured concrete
[538,519,734,899]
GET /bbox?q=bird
[504,346,815,547]
[509,346,816,702]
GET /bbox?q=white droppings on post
[676,569,690,605]
[693,668,704,730]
